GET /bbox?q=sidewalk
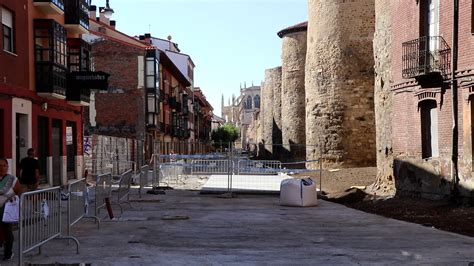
[10,189,474,265]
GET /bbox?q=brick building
[0,0,104,185]
[390,0,474,200]
[84,5,211,159]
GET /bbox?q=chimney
[89,5,97,19]
[110,20,116,29]
[98,7,104,21]
[144,33,151,44]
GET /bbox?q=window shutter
[1,8,13,28]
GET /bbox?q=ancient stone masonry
[371,0,395,196]
[305,0,376,169]
[261,80,273,155]
[279,23,307,161]
[270,67,283,158]
[262,67,282,157]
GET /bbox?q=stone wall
[261,80,273,155]
[281,30,307,161]
[305,0,376,169]
[262,67,282,156]
[370,0,395,195]
[270,67,283,158]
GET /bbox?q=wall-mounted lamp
[100,0,114,19]
[41,102,48,111]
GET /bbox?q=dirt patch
[296,167,474,238]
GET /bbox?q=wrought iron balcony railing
[402,36,451,79]
[64,0,90,32]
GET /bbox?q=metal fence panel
[191,159,229,175]
[237,160,281,175]
[19,187,79,265]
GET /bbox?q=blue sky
[94,0,307,115]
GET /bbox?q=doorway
[16,113,29,176]
[37,116,49,184]
[66,121,76,179]
[52,119,62,186]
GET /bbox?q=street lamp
[101,0,114,19]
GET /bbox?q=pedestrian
[169,149,177,163]
[0,157,22,260]
[19,148,40,191]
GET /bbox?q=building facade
[389,0,474,200]
[221,84,261,149]
[0,0,102,185]
[84,6,211,159]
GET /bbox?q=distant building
[211,115,226,132]
[222,84,261,149]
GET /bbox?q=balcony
[36,62,67,99]
[34,0,64,14]
[34,19,67,99]
[64,0,90,34]
[65,85,89,106]
[402,36,451,87]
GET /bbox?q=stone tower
[261,79,273,155]
[278,22,307,161]
[262,67,282,156]
[305,0,376,168]
[371,0,394,195]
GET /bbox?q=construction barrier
[87,159,136,177]
[237,160,282,175]
[94,173,112,219]
[19,187,79,265]
[191,159,230,175]
[139,165,150,198]
[111,169,133,212]
[67,178,100,236]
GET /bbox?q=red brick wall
[457,0,474,71]
[0,0,29,91]
[89,39,144,138]
[390,1,474,199]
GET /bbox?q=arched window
[246,96,252,109]
[254,95,260,108]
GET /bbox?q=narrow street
[14,189,474,265]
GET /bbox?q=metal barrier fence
[19,187,79,265]
[87,159,136,177]
[191,159,230,175]
[237,160,281,175]
[148,147,322,194]
[139,165,150,198]
[94,173,112,218]
[67,179,100,237]
[112,169,133,209]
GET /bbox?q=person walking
[19,148,40,191]
[0,158,22,260]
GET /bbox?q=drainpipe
[451,0,459,199]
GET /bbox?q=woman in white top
[0,158,22,260]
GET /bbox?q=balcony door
[422,0,439,52]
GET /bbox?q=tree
[211,124,239,150]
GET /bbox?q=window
[34,19,67,95]
[2,7,14,53]
[254,95,260,108]
[245,95,252,109]
[420,100,439,158]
